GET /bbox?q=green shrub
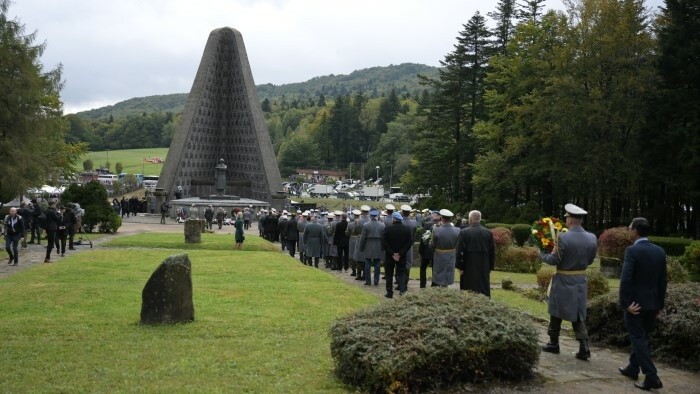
[510,224,532,247]
[649,236,693,257]
[492,227,513,262]
[536,268,555,291]
[485,222,512,230]
[501,277,516,291]
[496,246,541,273]
[587,269,610,299]
[679,241,700,281]
[61,181,121,233]
[522,287,547,302]
[329,289,540,393]
[598,227,634,260]
[587,283,700,371]
[98,213,122,233]
[667,256,688,283]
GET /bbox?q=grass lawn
[0,236,377,392]
[82,147,168,175]
[103,232,280,252]
[491,289,549,322]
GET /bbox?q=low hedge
[329,289,540,393]
[496,246,541,273]
[598,227,634,260]
[484,222,512,230]
[679,241,700,281]
[587,282,700,371]
[648,236,693,257]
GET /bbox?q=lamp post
[375,166,380,184]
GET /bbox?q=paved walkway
[3,218,699,392]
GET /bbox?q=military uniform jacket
[359,219,384,260]
[353,215,370,261]
[285,218,299,241]
[278,218,288,241]
[346,220,359,261]
[541,226,598,321]
[431,223,461,286]
[323,221,337,257]
[303,221,325,258]
[297,219,308,251]
[402,217,417,267]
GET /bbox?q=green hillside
[77,63,438,120]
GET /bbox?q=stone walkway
[3,217,699,392]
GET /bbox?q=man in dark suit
[618,217,667,391]
[382,212,413,298]
[333,213,350,272]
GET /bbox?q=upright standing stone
[141,254,195,324]
[184,219,202,243]
[157,27,282,206]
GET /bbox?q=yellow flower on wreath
[542,217,552,224]
[554,222,563,231]
[541,238,550,246]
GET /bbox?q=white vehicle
[310,184,334,197]
[98,174,118,186]
[362,185,385,200]
[142,175,159,191]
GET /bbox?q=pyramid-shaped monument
[158,27,282,205]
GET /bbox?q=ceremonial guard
[278,212,289,251]
[352,205,371,280]
[400,205,417,288]
[346,209,362,277]
[430,209,460,287]
[539,203,598,361]
[297,211,309,263]
[419,210,439,288]
[303,214,325,267]
[285,213,298,257]
[323,214,336,268]
[359,209,384,286]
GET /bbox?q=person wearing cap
[334,213,350,272]
[456,210,495,296]
[397,205,417,289]
[430,209,461,287]
[285,213,299,258]
[278,214,289,252]
[384,204,396,227]
[258,209,267,237]
[418,210,439,288]
[297,212,310,263]
[359,209,385,286]
[346,209,362,277]
[216,207,226,230]
[204,205,215,230]
[539,203,598,361]
[323,214,336,268]
[352,205,372,280]
[303,213,326,268]
[265,210,279,243]
[618,217,667,391]
[382,212,413,298]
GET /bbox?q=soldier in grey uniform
[430,209,461,287]
[384,204,396,227]
[359,209,385,286]
[352,205,371,281]
[297,211,309,263]
[303,214,325,268]
[323,214,336,268]
[540,203,598,361]
[346,209,362,277]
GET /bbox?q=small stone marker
[184,219,202,243]
[140,254,195,324]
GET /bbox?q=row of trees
[400,0,699,237]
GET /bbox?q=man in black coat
[285,214,299,257]
[43,201,60,263]
[3,208,25,265]
[618,217,667,391]
[29,199,43,244]
[456,210,495,297]
[382,212,413,298]
[333,213,350,271]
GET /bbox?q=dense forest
[66,0,699,237]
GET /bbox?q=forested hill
[77,63,438,120]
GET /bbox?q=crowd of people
[2,198,85,265]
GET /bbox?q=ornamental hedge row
[329,289,540,393]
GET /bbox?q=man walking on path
[539,203,598,361]
[618,217,667,391]
[3,208,25,266]
[359,209,384,287]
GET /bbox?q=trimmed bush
[511,224,532,247]
[679,241,700,282]
[485,222,512,230]
[536,268,555,291]
[501,277,516,290]
[496,246,541,273]
[598,227,634,260]
[667,256,688,283]
[587,270,610,299]
[492,227,513,262]
[329,289,540,393]
[649,236,693,257]
[587,283,700,371]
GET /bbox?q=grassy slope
[0,236,377,392]
[81,147,169,175]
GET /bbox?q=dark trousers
[280,237,287,251]
[287,240,296,257]
[306,256,319,267]
[67,228,75,249]
[5,234,20,263]
[30,222,42,243]
[624,310,658,380]
[420,258,432,288]
[45,230,56,260]
[385,256,407,296]
[55,229,67,254]
[336,245,349,270]
[548,315,588,341]
[244,220,250,230]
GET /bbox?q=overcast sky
[10,0,665,114]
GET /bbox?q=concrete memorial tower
[158,27,282,207]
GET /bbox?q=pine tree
[489,0,518,54]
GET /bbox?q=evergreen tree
[261,98,272,112]
[518,0,547,24]
[489,0,518,54]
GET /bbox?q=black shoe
[350,271,356,276]
[364,283,371,286]
[634,379,663,391]
[355,276,364,281]
[542,342,560,354]
[384,293,393,299]
[575,341,591,361]
[12,263,18,266]
[619,366,639,380]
